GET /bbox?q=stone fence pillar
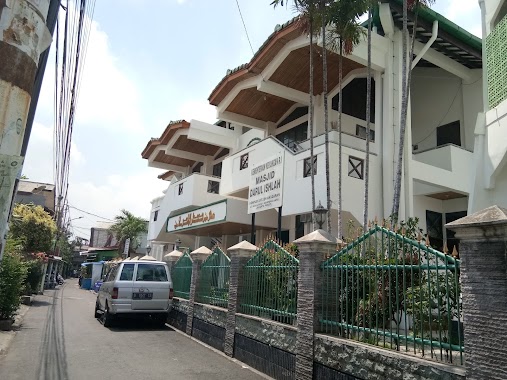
[224,241,258,357]
[186,246,212,335]
[164,249,183,273]
[447,205,507,380]
[294,230,338,380]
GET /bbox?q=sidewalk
[0,303,31,356]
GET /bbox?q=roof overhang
[379,0,482,69]
[209,18,366,128]
[142,120,233,174]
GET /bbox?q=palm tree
[363,3,373,232]
[110,209,148,255]
[320,0,332,233]
[391,0,435,221]
[272,0,319,229]
[328,0,366,239]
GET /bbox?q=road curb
[167,323,272,380]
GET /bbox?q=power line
[235,0,255,56]
[68,205,113,221]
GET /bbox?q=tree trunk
[364,7,372,233]
[337,38,343,239]
[321,1,331,233]
[392,0,409,221]
[392,0,422,221]
[310,18,316,231]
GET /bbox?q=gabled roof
[208,16,301,106]
[141,120,190,159]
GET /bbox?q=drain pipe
[412,21,439,69]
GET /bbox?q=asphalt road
[0,279,265,380]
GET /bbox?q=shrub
[0,252,28,321]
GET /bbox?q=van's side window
[136,264,168,282]
[119,264,135,281]
[106,266,119,282]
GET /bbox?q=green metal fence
[196,247,230,308]
[172,251,192,299]
[321,225,463,365]
[240,240,299,325]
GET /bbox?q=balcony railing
[486,14,507,108]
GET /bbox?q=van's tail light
[169,288,174,300]
[112,287,119,299]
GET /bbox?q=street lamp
[314,201,327,230]
[174,238,181,250]
[146,246,152,255]
[70,216,84,222]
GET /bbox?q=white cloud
[23,121,84,183]
[178,99,217,124]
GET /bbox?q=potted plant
[0,252,27,330]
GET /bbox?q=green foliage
[0,252,28,320]
[110,209,148,254]
[10,203,56,253]
[23,259,44,295]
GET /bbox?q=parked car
[95,260,173,327]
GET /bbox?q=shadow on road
[31,300,53,308]
[97,317,176,332]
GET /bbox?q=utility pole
[0,0,53,261]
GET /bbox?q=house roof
[141,120,190,159]
[17,180,55,193]
[378,0,482,69]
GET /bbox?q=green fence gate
[196,246,230,308]
[171,251,193,299]
[240,240,299,325]
[320,225,463,365]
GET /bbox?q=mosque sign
[248,153,284,214]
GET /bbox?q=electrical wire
[68,205,113,221]
[235,0,255,56]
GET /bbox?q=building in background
[14,180,56,215]
[87,221,148,257]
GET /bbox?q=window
[119,264,135,281]
[178,183,183,195]
[356,125,375,142]
[212,162,222,177]
[426,210,443,251]
[207,180,220,194]
[277,122,308,151]
[445,211,467,253]
[437,120,461,147]
[153,210,158,222]
[304,156,317,178]
[348,156,364,179]
[295,215,305,239]
[332,78,375,122]
[136,264,168,282]
[106,265,119,282]
[240,153,249,170]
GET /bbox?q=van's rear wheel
[103,304,114,327]
[94,300,101,318]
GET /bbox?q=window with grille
[348,156,364,179]
[212,162,222,177]
[153,210,158,221]
[207,180,220,194]
[178,183,183,195]
[240,153,249,170]
[356,125,375,142]
[303,156,317,178]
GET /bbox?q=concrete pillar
[446,205,507,380]
[46,260,54,288]
[224,241,257,357]
[163,250,183,273]
[294,229,338,380]
[186,246,212,335]
[38,261,48,294]
[0,1,52,259]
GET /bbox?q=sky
[22,0,482,242]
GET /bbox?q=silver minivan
[95,260,173,327]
